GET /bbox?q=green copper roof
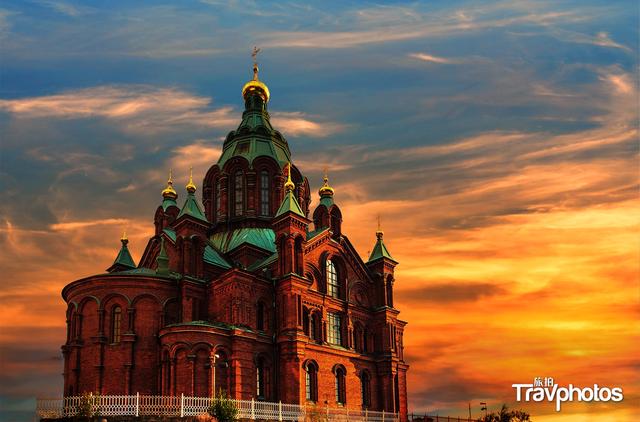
[163,228,177,243]
[247,252,278,272]
[319,195,334,208]
[210,227,276,254]
[177,192,208,223]
[368,236,396,263]
[217,91,291,170]
[307,226,329,241]
[204,245,232,269]
[276,190,305,218]
[162,197,178,211]
[112,242,136,269]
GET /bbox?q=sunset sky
[0,1,638,421]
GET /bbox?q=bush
[207,390,238,422]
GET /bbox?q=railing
[409,415,480,422]
[36,394,399,421]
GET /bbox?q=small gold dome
[284,163,295,192]
[318,170,334,197]
[242,79,270,102]
[162,169,178,200]
[186,167,197,193]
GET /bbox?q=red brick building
[61,62,409,419]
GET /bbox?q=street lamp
[211,353,220,397]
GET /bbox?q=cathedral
[60,58,409,419]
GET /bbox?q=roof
[204,245,232,269]
[210,227,276,254]
[111,243,136,270]
[163,228,177,242]
[368,237,397,263]
[177,192,208,223]
[246,252,278,272]
[216,87,291,170]
[275,190,305,218]
[306,226,329,241]
[162,197,178,211]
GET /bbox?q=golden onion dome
[242,47,270,102]
[318,169,334,197]
[162,169,178,200]
[186,167,197,193]
[242,79,270,102]
[284,163,295,192]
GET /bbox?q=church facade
[61,61,409,419]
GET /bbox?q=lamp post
[480,402,487,420]
[211,353,220,397]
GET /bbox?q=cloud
[409,52,459,64]
[271,112,346,137]
[34,0,88,17]
[396,282,508,304]
[50,218,130,231]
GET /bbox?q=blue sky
[0,1,638,421]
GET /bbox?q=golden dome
[242,47,270,102]
[162,169,178,200]
[318,169,334,197]
[186,167,197,193]
[284,163,295,192]
[242,79,270,102]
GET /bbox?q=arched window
[111,306,121,344]
[215,179,221,220]
[361,371,371,408]
[260,170,270,216]
[257,301,265,331]
[304,361,318,402]
[335,366,346,404]
[256,357,265,399]
[234,171,243,216]
[326,259,339,298]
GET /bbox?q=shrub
[207,390,238,422]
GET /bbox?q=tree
[482,404,531,422]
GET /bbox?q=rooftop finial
[162,168,178,200]
[318,166,335,197]
[376,215,384,240]
[186,166,196,193]
[242,46,270,102]
[121,229,129,246]
[284,162,295,192]
[252,46,261,81]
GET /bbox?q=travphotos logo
[512,377,624,411]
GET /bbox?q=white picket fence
[36,394,399,421]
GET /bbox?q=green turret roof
[177,191,208,223]
[276,189,305,218]
[367,232,396,263]
[108,234,136,272]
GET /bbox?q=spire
[276,164,304,218]
[185,167,196,193]
[161,169,178,210]
[156,237,169,275]
[317,167,335,208]
[242,46,270,102]
[177,168,208,223]
[284,162,295,192]
[367,217,396,263]
[162,169,178,200]
[107,231,136,272]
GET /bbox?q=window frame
[234,170,243,216]
[326,259,339,298]
[111,305,122,344]
[327,312,342,345]
[260,170,270,216]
